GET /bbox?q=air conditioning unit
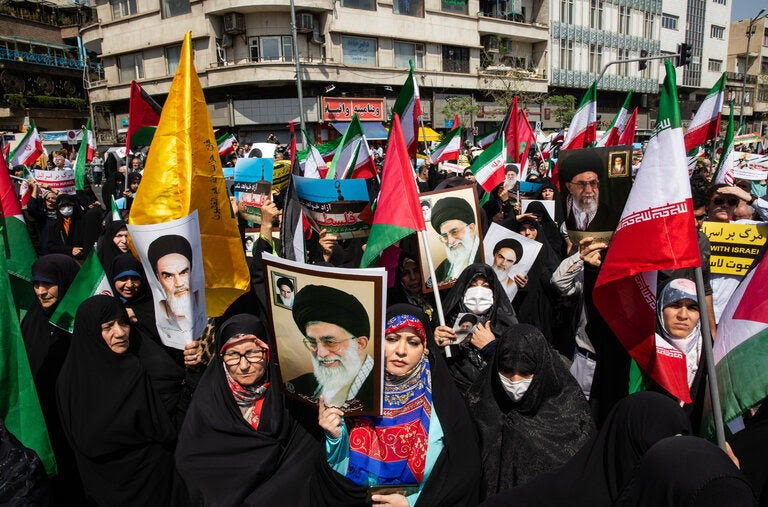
[223,12,245,35]
[220,34,233,48]
[297,12,314,33]
[481,35,499,53]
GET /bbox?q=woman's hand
[470,321,495,350]
[371,493,409,507]
[318,229,338,262]
[183,340,203,368]
[578,237,608,268]
[514,274,528,288]
[318,396,344,439]
[433,325,457,347]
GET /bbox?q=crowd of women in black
[4,149,767,507]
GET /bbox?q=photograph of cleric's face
[272,274,296,309]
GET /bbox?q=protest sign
[701,221,768,276]
[293,175,374,239]
[732,152,768,181]
[35,169,75,194]
[234,158,273,225]
[272,159,291,193]
[262,253,386,416]
[483,223,542,301]
[248,142,278,158]
[521,199,556,221]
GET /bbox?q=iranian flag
[327,115,377,180]
[562,81,598,150]
[73,119,94,191]
[430,126,462,163]
[110,195,122,221]
[684,73,725,152]
[477,128,498,149]
[542,129,565,160]
[468,134,506,192]
[593,61,701,404]
[217,133,237,157]
[391,61,422,158]
[360,113,425,268]
[298,137,340,171]
[704,248,768,436]
[596,90,633,147]
[50,249,112,333]
[8,121,44,168]
[302,144,329,179]
[618,107,638,146]
[126,80,163,151]
[713,106,735,185]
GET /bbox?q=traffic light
[676,43,692,67]
[639,50,648,71]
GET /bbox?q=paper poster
[262,253,386,416]
[483,223,543,301]
[293,175,374,239]
[35,169,75,194]
[521,199,556,220]
[126,211,208,349]
[248,142,278,159]
[701,221,768,276]
[234,158,274,225]
[732,152,768,181]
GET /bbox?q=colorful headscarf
[221,334,270,430]
[346,312,432,486]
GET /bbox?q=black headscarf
[481,392,692,507]
[56,295,182,506]
[467,325,595,498]
[523,201,565,260]
[728,406,768,505]
[614,436,756,507]
[175,314,322,506]
[309,304,482,506]
[97,219,127,272]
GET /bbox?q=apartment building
[81,0,551,144]
[726,17,768,132]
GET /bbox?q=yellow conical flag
[130,31,249,317]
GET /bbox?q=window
[110,0,136,19]
[118,52,143,82]
[763,28,768,47]
[161,0,190,18]
[394,0,423,16]
[617,48,629,76]
[643,11,654,38]
[560,0,573,24]
[394,41,424,69]
[559,39,573,70]
[342,36,377,66]
[618,6,630,34]
[247,36,293,62]
[708,58,722,72]
[442,0,467,14]
[710,25,724,39]
[589,44,602,73]
[341,0,375,10]
[661,13,678,30]
[762,56,768,74]
[589,0,603,29]
[165,45,181,74]
[758,86,768,103]
[442,45,469,73]
[713,0,726,4]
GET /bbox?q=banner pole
[419,229,450,358]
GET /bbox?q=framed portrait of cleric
[557,146,633,245]
[244,228,258,257]
[417,184,484,293]
[126,211,208,350]
[261,253,386,416]
[482,223,542,302]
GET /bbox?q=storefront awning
[331,121,389,140]
[418,126,441,142]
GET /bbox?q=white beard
[311,342,363,397]
[576,196,598,215]
[281,294,294,306]
[166,288,193,322]
[493,264,511,284]
[445,232,476,272]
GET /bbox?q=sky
[731,0,768,22]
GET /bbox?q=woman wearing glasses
[175,314,321,505]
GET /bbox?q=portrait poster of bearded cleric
[261,253,386,416]
[417,185,484,292]
[557,146,633,245]
[127,211,208,349]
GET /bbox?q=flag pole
[694,266,726,450]
[419,115,432,158]
[419,229,450,358]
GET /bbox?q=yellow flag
[130,31,249,317]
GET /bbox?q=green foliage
[441,96,480,126]
[2,94,87,111]
[547,94,577,127]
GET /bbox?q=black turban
[493,238,524,263]
[558,148,604,183]
[147,234,193,274]
[430,196,475,233]
[459,313,478,326]
[276,277,293,291]
[292,285,370,338]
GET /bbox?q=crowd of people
[4,131,768,506]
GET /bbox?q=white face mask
[463,286,493,315]
[59,206,73,217]
[498,374,533,402]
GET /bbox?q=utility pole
[741,9,767,131]
[289,0,307,146]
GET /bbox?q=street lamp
[740,8,767,131]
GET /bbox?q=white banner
[35,169,75,194]
[732,151,768,181]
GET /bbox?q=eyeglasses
[222,349,267,365]
[438,224,467,243]
[712,196,739,207]
[570,179,600,189]
[303,336,353,353]
[694,213,707,221]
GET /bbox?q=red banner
[322,97,385,122]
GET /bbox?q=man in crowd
[429,196,481,285]
[288,285,374,411]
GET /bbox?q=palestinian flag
[684,73,725,152]
[217,133,237,157]
[391,61,422,158]
[468,135,506,193]
[713,106,735,185]
[8,121,43,168]
[618,107,638,146]
[452,114,460,130]
[562,81,597,150]
[541,129,565,160]
[126,80,162,151]
[74,119,94,191]
[517,109,537,180]
[430,126,461,163]
[596,90,633,147]
[327,115,377,180]
[360,113,425,268]
[110,195,122,221]
[501,97,519,162]
[593,61,701,404]
[50,248,112,333]
[703,246,768,436]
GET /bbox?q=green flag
[50,249,112,333]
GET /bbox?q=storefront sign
[322,97,385,122]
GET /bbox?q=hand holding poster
[701,221,768,276]
[262,253,385,415]
[234,158,274,224]
[293,175,375,239]
[483,223,542,301]
[127,211,208,349]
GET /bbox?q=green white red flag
[50,248,113,333]
[713,106,735,186]
[74,118,94,191]
[468,134,506,192]
[327,115,377,180]
[593,61,701,404]
[618,107,638,146]
[217,133,237,157]
[477,128,498,149]
[430,126,462,163]
[391,61,422,159]
[562,81,598,150]
[596,90,633,147]
[8,121,44,168]
[684,73,725,152]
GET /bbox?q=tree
[546,94,577,127]
[441,96,481,132]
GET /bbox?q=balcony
[203,0,331,15]
[726,72,757,84]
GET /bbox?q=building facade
[726,17,768,132]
